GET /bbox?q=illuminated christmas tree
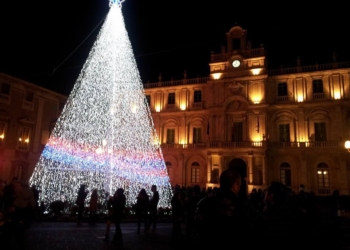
[30,0,172,208]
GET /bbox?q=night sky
[0,0,349,96]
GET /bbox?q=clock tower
[209,26,266,79]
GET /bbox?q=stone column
[248,154,253,184]
[207,154,212,183]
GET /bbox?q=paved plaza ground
[12,222,178,250]
[4,217,350,250]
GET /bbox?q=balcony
[22,100,34,111]
[160,140,343,150]
[268,61,350,76]
[191,102,202,109]
[276,95,292,103]
[312,93,325,100]
[166,104,176,111]
[144,77,209,89]
[0,94,10,104]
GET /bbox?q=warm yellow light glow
[251,68,262,75]
[317,171,322,174]
[345,141,350,150]
[252,135,261,142]
[334,92,341,100]
[0,134,4,139]
[212,73,222,80]
[323,171,328,175]
[19,138,22,142]
[179,139,185,145]
[251,94,262,104]
[131,103,138,113]
[297,95,304,102]
[180,103,186,110]
[25,138,29,143]
[155,105,161,112]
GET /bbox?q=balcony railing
[191,102,202,109]
[144,77,209,89]
[276,95,292,103]
[268,61,350,76]
[317,188,331,195]
[160,140,342,149]
[166,104,176,111]
[312,93,325,100]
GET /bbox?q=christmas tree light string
[30,1,173,209]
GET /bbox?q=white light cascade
[29,3,173,208]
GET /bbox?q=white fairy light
[29,3,172,209]
[109,0,125,7]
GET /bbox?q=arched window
[280,162,291,186]
[191,162,200,183]
[317,162,329,188]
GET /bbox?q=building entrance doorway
[228,158,247,199]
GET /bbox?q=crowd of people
[0,171,348,248]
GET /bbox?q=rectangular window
[279,124,290,142]
[194,90,202,102]
[232,122,243,142]
[312,79,323,93]
[168,93,175,104]
[193,128,202,144]
[17,127,31,150]
[145,95,151,106]
[191,168,200,183]
[315,122,327,141]
[277,82,288,96]
[317,170,329,188]
[166,129,175,144]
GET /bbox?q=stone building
[0,73,67,182]
[144,26,350,196]
[1,25,350,197]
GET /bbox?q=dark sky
[0,0,349,96]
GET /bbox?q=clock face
[232,60,240,68]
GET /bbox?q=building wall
[0,73,67,182]
[144,26,350,196]
[2,26,350,196]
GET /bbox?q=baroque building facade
[1,25,350,197]
[0,73,67,182]
[144,26,350,196]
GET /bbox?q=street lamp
[345,141,350,152]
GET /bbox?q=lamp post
[345,141,350,152]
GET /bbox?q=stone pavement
[5,216,350,250]
[16,222,178,250]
